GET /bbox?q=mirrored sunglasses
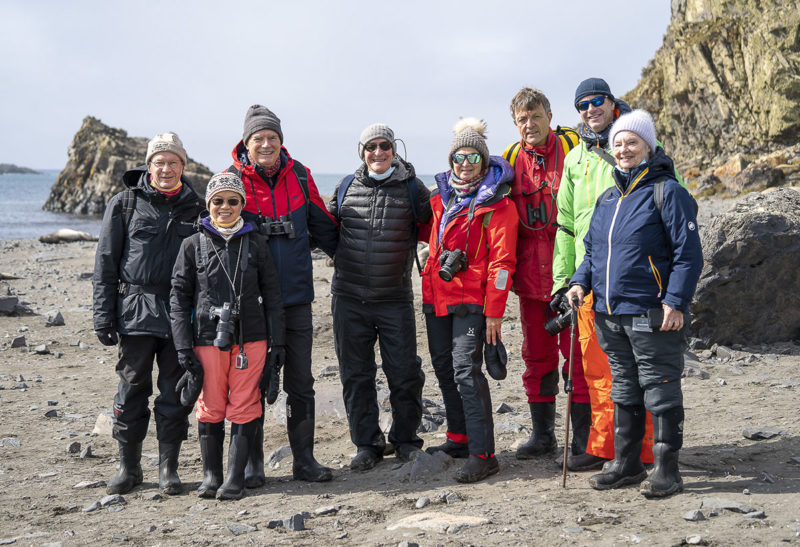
[577,96,606,111]
[452,153,482,165]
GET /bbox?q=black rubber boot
[516,402,557,459]
[641,406,684,498]
[197,421,224,498]
[244,413,266,488]
[288,401,332,482]
[217,421,254,500]
[455,455,499,483]
[158,442,183,495]
[566,402,608,471]
[589,404,648,490]
[425,438,469,459]
[107,441,143,495]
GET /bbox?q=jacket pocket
[648,256,663,298]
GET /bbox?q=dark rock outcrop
[44,117,212,215]
[691,188,800,345]
[625,0,800,189]
[0,163,38,175]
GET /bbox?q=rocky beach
[1,188,799,545]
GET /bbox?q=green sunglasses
[452,153,482,165]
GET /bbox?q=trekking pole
[561,298,579,488]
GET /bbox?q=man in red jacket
[502,88,590,461]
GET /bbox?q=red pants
[194,341,267,425]
[579,293,653,462]
[520,297,589,404]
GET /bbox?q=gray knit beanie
[449,118,490,168]
[358,123,395,159]
[608,109,657,154]
[243,105,283,144]
[146,132,187,165]
[205,172,246,208]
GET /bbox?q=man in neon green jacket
[552,78,684,471]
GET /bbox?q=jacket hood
[354,156,416,187]
[434,155,513,209]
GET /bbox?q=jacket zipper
[648,255,663,298]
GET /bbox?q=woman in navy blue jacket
[566,110,702,498]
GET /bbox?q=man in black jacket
[328,124,432,470]
[93,132,204,495]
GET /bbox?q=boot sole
[640,480,684,498]
[455,464,499,484]
[159,483,183,495]
[197,487,218,498]
[589,470,648,490]
[217,489,244,500]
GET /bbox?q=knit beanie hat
[243,105,283,144]
[358,123,395,159]
[608,109,657,154]
[449,118,490,168]
[146,132,187,165]
[574,77,615,108]
[205,172,246,208]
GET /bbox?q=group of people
[92,77,702,501]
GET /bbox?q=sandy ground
[1,194,799,546]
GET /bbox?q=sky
[0,1,673,175]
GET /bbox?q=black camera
[209,302,239,351]
[527,202,547,225]
[438,249,468,282]
[544,294,574,336]
[258,214,296,239]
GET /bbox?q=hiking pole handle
[562,298,580,488]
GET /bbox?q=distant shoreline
[0,163,39,175]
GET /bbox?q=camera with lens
[209,302,239,351]
[438,249,468,282]
[544,293,574,336]
[257,214,296,240]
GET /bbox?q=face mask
[369,166,395,180]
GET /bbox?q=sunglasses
[364,141,393,152]
[577,96,606,111]
[210,197,241,207]
[452,153,482,165]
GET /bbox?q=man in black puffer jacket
[93,133,204,496]
[328,123,432,471]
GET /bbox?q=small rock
[716,378,727,386]
[743,511,766,519]
[79,342,88,350]
[682,361,710,379]
[143,493,162,501]
[564,527,584,534]
[445,492,461,504]
[73,480,105,489]
[266,519,283,529]
[107,505,124,513]
[1,437,21,448]
[415,496,430,509]
[314,505,339,516]
[92,411,114,436]
[683,510,706,521]
[44,310,65,326]
[11,336,25,348]
[790,457,800,464]
[398,542,419,547]
[34,345,50,355]
[743,427,786,440]
[284,513,305,531]
[760,471,775,483]
[715,345,732,360]
[318,365,339,378]
[44,410,58,418]
[226,522,257,536]
[67,441,81,454]
[99,494,125,507]
[38,472,57,478]
[742,488,750,495]
[701,497,755,514]
[15,374,24,382]
[266,444,292,469]
[686,535,704,545]
[47,400,58,406]
[82,501,100,513]
[495,402,515,414]
[335,532,348,539]
[144,525,157,533]
[80,445,93,459]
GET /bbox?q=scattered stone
[15,374,24,382]
[1,438,20,448]
[82,501,100,513]
[47,400,58,406]
[761,471,775,484]
[743,488,751,495]
[415,497,430,509]
[226,522,257,536]
[729,365,745,376]
[701,497,756,514]
[417,417,441,433]
[743,427,786,440]
[266,519,283,529]
[445,492,461,504]
[44,410,58,418]
[495,402,515,414]
[335,532,348,539]
[67,441,81,454]
[107,505,124,513]
[92,411,114,436]
[715,345,733,360]
[716,378,727,386]
[80,445,93,459]
[284,513,306,531]
[398,542,419,547]
[314,505,339,516]
[99,494,125,507]
[79,342,88,350]
[34,345,50,355]
[790,457,800,464]
[11,336,25,348]
[683,361,710,379]
[564,527,584,534]
[44,310,65,327]
[38,472,57,478]
[73,480,105,489]
[144,525,157,533]
[318,365,339,378]
[266,445,292,469]
[0,296,19,315]
[386,512,490,534]
[12,383,28,390]
[495,421,525,433]
[684,510,706,521]
[408,450,454,483]
[743,511,767,519]
[686,535,704,545]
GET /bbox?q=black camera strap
[204,233,249,359]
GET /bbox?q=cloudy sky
[1,1,673,175]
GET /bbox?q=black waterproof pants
[282,304,317,422]
[425,312,494,456]
[333,295,424,454]
[112,335,190,444]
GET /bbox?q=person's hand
[660,304,684,331]
[96,327,118,346]
[550,287,568,312]
[175,349,203,406]
[265,345,286,405]
[565,285,585,310]
[485,317,502,345]
[177,349,197,371]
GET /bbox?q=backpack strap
[121,189,136,229]
[588,142,617,168]
[653,176,698,216]
[291,160,310,219]
[554,126,579,154]
[335,174,356,218]
[407,178,421,274]
[502,142,521,167]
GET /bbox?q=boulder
[44,116,213,215]
[691,188,800,345]
[726,163,786,194]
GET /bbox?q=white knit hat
[146,132,187,165]
[608,109,657,154]
[205,172,246,208]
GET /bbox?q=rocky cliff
[625,0,800,194]
[44,117,213,215]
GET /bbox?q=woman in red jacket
[422,118,519,482]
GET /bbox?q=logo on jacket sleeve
[495,269,509,290]
[688,221,696,231]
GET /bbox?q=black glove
[96,327,119,346]
[550,287,568,312]
[175,350,204,407]
[265,345,286,405]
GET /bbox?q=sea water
[0,170,437,241]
